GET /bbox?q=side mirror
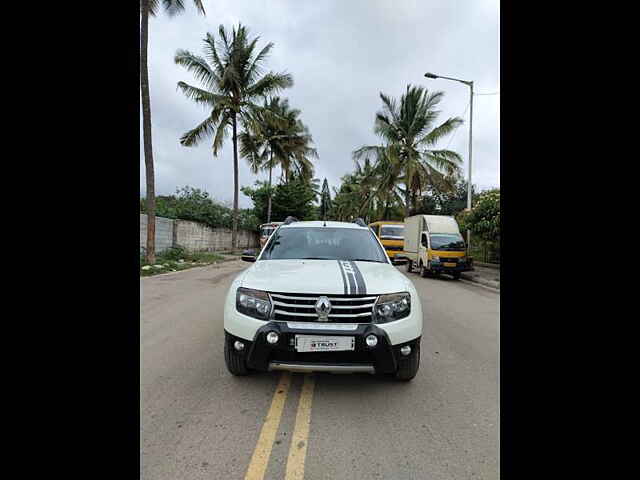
[241,249,257,262]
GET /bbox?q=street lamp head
[424,72,439,79]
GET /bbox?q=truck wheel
[420,262,428,278]
[452,272,461,280]
[395,343,420,381]
[406,260,414,273]
[224,332,250,376]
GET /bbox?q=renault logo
[315,296,332,321]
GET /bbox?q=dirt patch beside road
[462,265,500,289]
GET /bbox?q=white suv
[223,218,423,381]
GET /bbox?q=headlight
[374,292,411,323]
[236,287,272,320]
[431,256,440,262]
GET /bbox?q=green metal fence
[469,241,500,264]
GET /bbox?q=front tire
[224,332,250,376]
[420,262,428,277]
[452,272,461,280]
[395,343,420,381]
[406,260,414,273]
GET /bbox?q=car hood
[239,259,411,295]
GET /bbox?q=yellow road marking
[244,372,292,480]
[285,374,316,480]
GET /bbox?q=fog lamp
[365,334,378,347]
[400,345,412,356]
[266,331,279,344]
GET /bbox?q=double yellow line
[244,372,316,480]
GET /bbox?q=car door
[420,232,429,265]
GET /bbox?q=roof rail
[283,216,299,225]
[353,218,367,227]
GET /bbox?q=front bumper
[430,262,472,273]
[225,323,420,374]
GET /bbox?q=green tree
[175,24,293,248]
[330,170,367,222]
[239,97,318,222]
[141,186,260,231]
[240,181,270,223]
[354,84,464,217]
[242,175,318,223]
[140,0,205,264]
[413,180,478,216]
[459,189,500,244]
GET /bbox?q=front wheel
[406,260,414,273]
[451,272,461,280]
[420,262,429,278]
[395,343,420,381]
[224,333,250,376]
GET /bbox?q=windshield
[380,225,404,239]
[260,227,388,262]
[430,233,466,251]
[260,227,276,237]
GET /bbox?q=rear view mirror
[241,249,257,262]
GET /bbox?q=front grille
[385,245,403,251]
[438,257,458,263]
[270,292,377,323]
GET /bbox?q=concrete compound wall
[175,219,257,251]
[140,214,258,253]
[140,214,174,254]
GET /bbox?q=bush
[461,189,500,244]
[456,189,499,262]
[162,245,186,261]
[140,186,259,232]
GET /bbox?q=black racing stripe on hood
[339,260,357,294]
[337,260,348,294]
[349,261,367,295]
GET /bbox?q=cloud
[141,0,500,207]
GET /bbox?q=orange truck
[368,220,406,264]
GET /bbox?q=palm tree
[175,24,293,248]
[140,0,205,264]
[354,84,464,217]
[240,97,318,222]
[357,148,406,221]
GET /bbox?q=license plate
[444,262,457,267]
[295,335,355,352]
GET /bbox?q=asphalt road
[141,260,499,480]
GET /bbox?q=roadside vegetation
[140,186,259,231]
[457,189,500,263]
[140,16,499,263]
[139,246,225,277]
[329,84,500,261]
[174,24,295,250]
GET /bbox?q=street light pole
[424,72,474,252]
[467,81,473,251]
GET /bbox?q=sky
[140,0,499,208]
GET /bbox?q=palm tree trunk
[140,0,156,264]
[232,112,239,250]
[404,185,411,218]
[267,152,273,223]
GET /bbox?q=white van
[403,215,471,280]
